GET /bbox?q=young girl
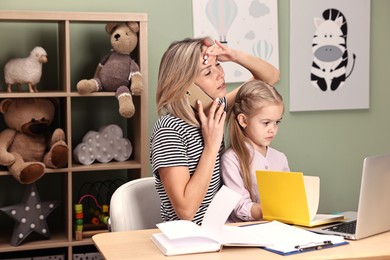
[150,38,279,225]
[221,79,290,222]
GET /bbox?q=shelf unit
[0,11,148,258]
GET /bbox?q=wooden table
[93,227,390,259]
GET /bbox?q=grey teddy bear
[76,22,143,118]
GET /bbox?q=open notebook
[256,170,344,227]
[151,185,271,256]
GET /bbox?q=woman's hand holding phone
[197,98,226,155]
[187,83,213,114]
[186,82,225,152]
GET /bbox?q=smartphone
[186,83,214,114]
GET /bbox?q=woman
[149,37,279,225]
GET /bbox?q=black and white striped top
[149,113,224,225]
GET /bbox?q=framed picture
[192,0,279,83]
[289,0,371,111]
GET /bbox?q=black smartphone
[186,83,214,114]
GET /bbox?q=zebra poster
[289,0,370,111]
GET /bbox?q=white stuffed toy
[4,46,48,93]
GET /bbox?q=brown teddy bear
[0,98,68,184]
[76,22,144,118]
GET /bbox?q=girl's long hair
[228,80,283,200]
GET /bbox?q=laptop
[310,153,390,240]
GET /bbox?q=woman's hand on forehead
[203,39,235,65]
[202,37,214,47]
[203,39,222,65]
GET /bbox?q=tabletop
[93,227,390,259]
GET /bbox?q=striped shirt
[149,113,224,225]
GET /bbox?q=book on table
[151,185,271,256]
[256,170,345,227]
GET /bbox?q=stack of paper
[241,221,347,255]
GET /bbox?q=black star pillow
[0,183,59,246]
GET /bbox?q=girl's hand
[197,98,226,154]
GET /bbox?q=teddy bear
[0,98,68,184]
[76,22,144,118]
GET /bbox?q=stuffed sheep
[4,46,48,93]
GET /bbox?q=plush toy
[4,46,48,93]
[76,22,144,118]
[0,98,68,184]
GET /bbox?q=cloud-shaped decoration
[73,124,132,165]
[234,70,243,77]
[249,0,270,18]
[245,31,256,40]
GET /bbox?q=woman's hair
[156,37,209,127]
[228,79,284,201]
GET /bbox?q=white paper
[303,175,320,221]
[156,185,241,241]
[201,185,242,237]
[241,221,345,253]
[156,220,206,240]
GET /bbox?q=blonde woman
[221,80,290,222]
[150,37,279,225]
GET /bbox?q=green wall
[1,0,389,214]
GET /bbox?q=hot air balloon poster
[289,0,370,112]
[192,0,279,83]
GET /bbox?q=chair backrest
[109,177,161,232]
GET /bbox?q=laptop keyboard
[323,220,357,234]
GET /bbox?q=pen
[239,221,268,228]
[295,240,333,252]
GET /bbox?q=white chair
[109,177,161,232]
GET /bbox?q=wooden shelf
[0,11,148,258]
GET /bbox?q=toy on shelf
[74,195,109,241]
[0,98,68,184]
[76,22,144,118]
[73,124,132,165]
[4,46,48,93]
[0,183,59,246]
[74,179,125,240]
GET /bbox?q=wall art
[193,0,279,83]
[290,0,371,111]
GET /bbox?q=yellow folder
[256,170,344,227]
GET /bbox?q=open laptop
[309,153,390,240]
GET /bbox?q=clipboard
[264,240,349,256]
[239,221,348,255]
